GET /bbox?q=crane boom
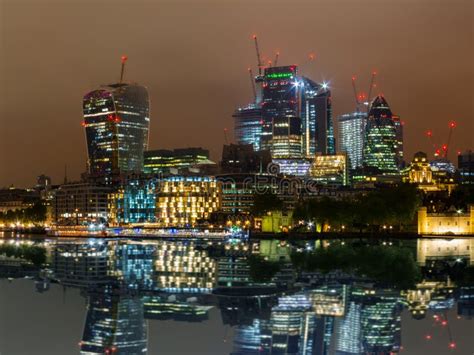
[445,121,457,158]
[274,52,279,67]
[367,71,377,108]
[120,55,128,83]
[248,68,257,103]
[351,76,359,106]
[252,35,263,75]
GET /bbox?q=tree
[252,191,283,216]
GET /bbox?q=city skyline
[1,0,473,187]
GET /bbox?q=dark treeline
[0,244,47,266]
[0,201,47,224]
[293,184,421,232]
[290,244,421,289]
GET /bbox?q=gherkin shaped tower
[363,95,399,174]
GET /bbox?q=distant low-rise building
[144,147,212,175]
[309,154,348,186]
[458,150,474,185]
[53,182,112,225]
[417,205,474,235]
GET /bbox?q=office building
[52,182,112,225]
[220,144,271,174]
[309,154,349,186]
[458,150,474,184]
[338,111,367,170]
[363,95,399,174]
[233,104,263,151]
[144,148,211,175]
[300,77,335,156]
[83,83,150,176]
[155,176,220,226]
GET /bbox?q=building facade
[143,148,210,175]
[338,111,367,170]
[363,95,399,174]
[458,150,474,185]
[233,104,263,151]
[155,176,221,226]
[83,83,150,176]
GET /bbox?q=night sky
[0,0,472,187]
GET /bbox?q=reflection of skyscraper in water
[112,242,156,290]
[361,292,402,354]
[51,242,111,288]
[154,241,216,292]
[269,294,316,354]
[80,291,147,354]
[334,302,363,355]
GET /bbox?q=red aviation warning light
[425,334,432,340]
[426,130,433,137]
[449,121,457,128]
[449,342,456,349]
[121,55,128,64]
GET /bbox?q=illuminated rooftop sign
[265,72,294,79]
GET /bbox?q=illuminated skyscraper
[236,65,335,161]
[262,66,302,158]
[363,95,399,174]
[338,111,367,170]
[233,104,263,151]
[83,83,150,176]
[300,77,335,156]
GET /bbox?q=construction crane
[223,128,229,144]
[248,68,257,103]
[120,55,128,83]
[273,52,280,67]
[351,71,378,112]
[366,70,377,110]
[444,121,457,158]
[252,35,264,75]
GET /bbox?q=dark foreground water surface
[0,235,473,354]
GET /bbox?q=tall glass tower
[262,65,302,158]
[338,111,367,170]
[300,77,335,156]
[233,104,263,151]
[83,83,150,175]
[363,95,399,174]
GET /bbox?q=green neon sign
[265,72,293,79]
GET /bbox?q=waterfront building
[216,256,251,287]
[261,211,293,233]
[83,83,150,176]
[52,182,112,225]
[233,104,263,151]
[309,154,349,186]
[155,176,220,226]
[0,187,39,213]
[458,150,474,185]
[108,178,156,225]
[338,111,367,170]
[143,148,211,175]
[417,205,474,235]
[363,95,399,174]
